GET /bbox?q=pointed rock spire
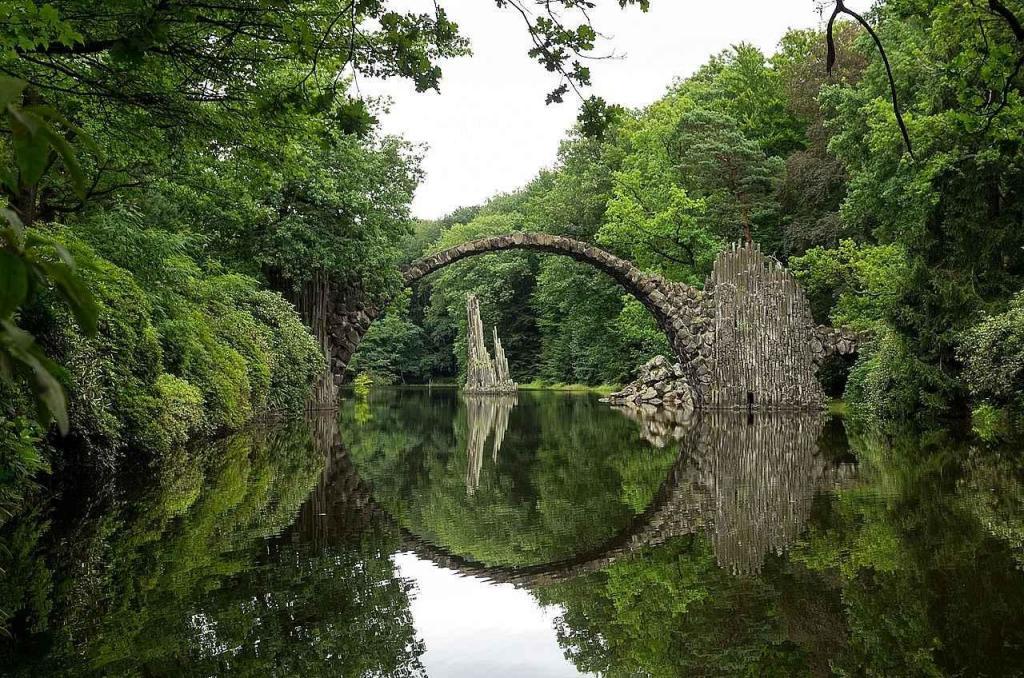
[464,294,517,394]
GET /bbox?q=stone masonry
[325,233,855,410]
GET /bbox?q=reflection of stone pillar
[691,412,828,575]
[464,295,517,394]
[608,406,856,575]
[611,403,696,448]
[463,394,518,495]
[293,416,380,545]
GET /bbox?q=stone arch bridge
[324,233,857,409]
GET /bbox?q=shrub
[958,293,1024,410]
[159,313,253,431]
[30,239,167,459]
[5,226,324,483]
[845,329,957,425]
[207,278,324,414]
[153,374,206,450]
[970,404,1010,442]
[353,373,374,398]
[0,417,48,527]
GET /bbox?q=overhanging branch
[827,0,915,159]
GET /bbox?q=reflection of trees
[9,396,1024,678]
[349,392,854,579]
[346,390,677,567]
[797,429,1024,677]
[539,424,1024,677]
[463,394,517,494]
[0,422,425,677]
[958,449,1024,568]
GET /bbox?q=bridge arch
[329,232,712,401]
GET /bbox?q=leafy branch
[0,76,97,434]
[825,0,915,159]
[978,0,1024,129]
[495,0,650,104]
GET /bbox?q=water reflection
[612,402,695,448]
[616,406,857,575]
[4,390,1024,677]
[355,398,855,581]
[463,395,517,495]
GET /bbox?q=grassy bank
[517,381,620,395]
[827,400,848,416]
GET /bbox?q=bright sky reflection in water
[394,552,590,678]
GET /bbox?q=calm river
[3,388,1024,676]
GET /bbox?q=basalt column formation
[464,294,517,395]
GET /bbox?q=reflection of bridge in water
[297,408,856,585]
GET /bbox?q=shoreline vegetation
[2,0,1024,576]
[518,381,620,395]
[346,380,620,395]
[355,380,845,406]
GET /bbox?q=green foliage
[0,77,97,435]
[818,1,1024,409]
[790,239,909,327]
[0,416,46,526]
[353,372,375,398]
[958,292,1024,411]
[970,403,1011,442]
[425,213,542,381]
[5,226,323,468]
[844,329,958,424]
[349,290,435,384]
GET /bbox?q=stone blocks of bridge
[322,234,856,411]
[324,288,378,385]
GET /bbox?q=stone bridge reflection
[297,408,856,585]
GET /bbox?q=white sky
[365,0,873,220]
[394,552,590,677]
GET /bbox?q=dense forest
[355,13,1024,436]
[2,0,1024,524]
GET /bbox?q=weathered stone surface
[703,242,827,410]
[464,294,517,395]
[603,356,697,410]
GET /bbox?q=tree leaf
[0,320,70,434]
[37,260,98,335]
[0,77,26,109]
[0,206,25,245]
[39,125,87,198]
[29,353,69,435]
[9,109,51,188]
[0,250,29,318]
[26,104,102,158]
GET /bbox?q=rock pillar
[464,295,517,394]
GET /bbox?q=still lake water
[3,388,1024,676]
